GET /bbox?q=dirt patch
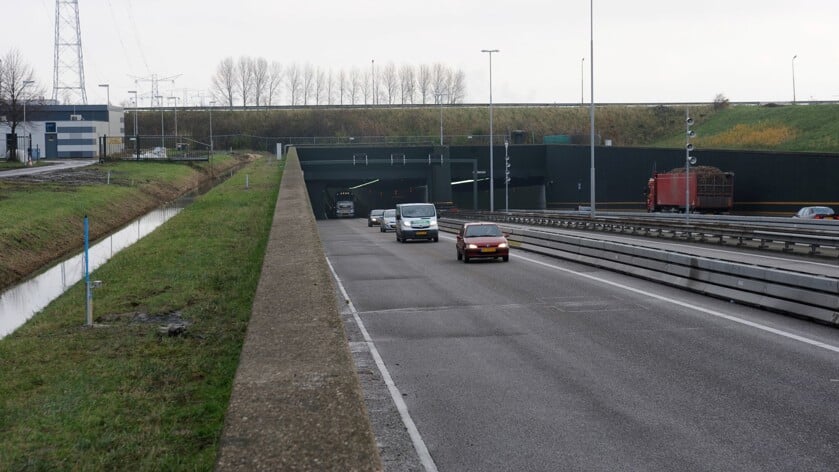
[7,167,112,185]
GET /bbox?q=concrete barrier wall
[216,149,382,471]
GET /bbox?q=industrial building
[1,104,124,160]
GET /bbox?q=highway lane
[319,218,839,472]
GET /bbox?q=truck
[646,166,734,213]
[334,190,355,218]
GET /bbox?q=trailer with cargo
[646,166,734,213]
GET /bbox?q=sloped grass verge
[0,156,282,471]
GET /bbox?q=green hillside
[651,104,839,153]
[136,103,839,153]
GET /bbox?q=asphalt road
[320,218,839,472]
[0,159,96,179]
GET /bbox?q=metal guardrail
[439,218,839,326]
[447,210,839,257]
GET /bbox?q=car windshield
[464,225,502,237]
[384,209,396,217]
[402,205,435,217]
[812,207,834,215]
[371,210,384,216]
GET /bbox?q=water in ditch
[0,204,185,339]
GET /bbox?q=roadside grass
[0,155,242,290]
[651,104,839,152]
[0,155,282,470]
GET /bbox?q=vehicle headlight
[403,221,412,228]
[467,243,478,249]
[498,243,509,249]
[429,222,438,229]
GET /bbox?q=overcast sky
[6,0,839,106]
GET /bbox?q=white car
[379,209,397,232]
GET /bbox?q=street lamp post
[581,57,585,106]
[22,80,34,163]
[209,100,216,155]
[589,0,596,217]
[128,90,138,159]
[168,96,179,141]
[792,55,798,104]
[98,84,111,137]
[435,92,448,145]
[155,95,164,150]
[98,83,109,104]
[481,48,499,212]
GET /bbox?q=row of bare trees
[210,57,467,108]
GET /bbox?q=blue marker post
[84,215,92,326]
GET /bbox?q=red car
[456,222,510,263]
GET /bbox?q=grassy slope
[151,103,837,152]
[0,156,244,290]
[0,156,282,470]
[651,104,839,152]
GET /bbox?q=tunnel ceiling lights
[349,179,380,190]
[451,178,490,186]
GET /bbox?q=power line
[125,0,151,73]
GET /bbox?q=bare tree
[448,69,467,104]
[302,64,315,105]
[286,63,302,105]
[236,56,255,107]
[338,70,347,105]
[349,68,361,105]
[382,62,398,104]
[326,69,334,105]
[431,63,449,103]
[0,49,46,159]
[211,57,237,107]
[252,57,269,107]
[314,68,325,105]
[399,64,415,104]
[416,64,432,104]
[361,70,372,105]
[267,61,283,105]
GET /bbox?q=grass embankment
[138,103,839,152]
[0,155,247,291]
[652,104,839,152]
[145,105,695,147]
[0,155,282,470]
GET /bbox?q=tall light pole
[98,84,111,137]
[98,83,109,104]
[209,100,216,155]
[435,92,448,145]
[589,0,596,217]
[128,90,138,137]
[791,55,798,104]
[481,48,499,212]
[581,57,585,106]
[155,95,164,150]
[168,96,179,141]
[22,80,34,162]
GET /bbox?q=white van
[395,203,439,243]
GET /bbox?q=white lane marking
[441,231,839,353]
[325,257,439,472]
[516,253,839,354]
